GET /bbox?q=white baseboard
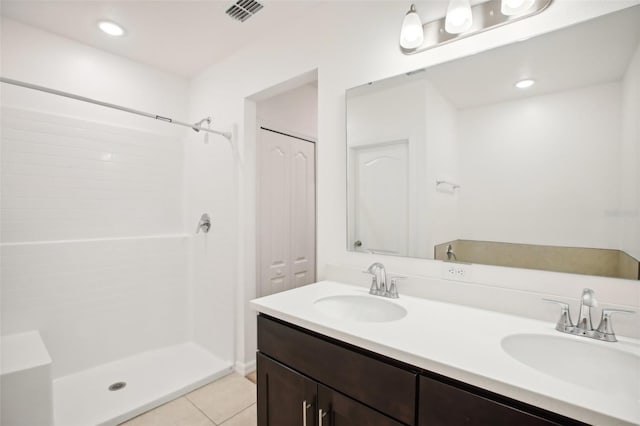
[234,359,256,376]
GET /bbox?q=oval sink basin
[313,295,407,323]
[502,333,640,397]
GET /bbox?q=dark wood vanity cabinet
[258,354,404,426]
[257,314,585,426]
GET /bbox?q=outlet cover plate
[441,262,474,282]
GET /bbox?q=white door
[351,141,409,256]
[258,128,316,297]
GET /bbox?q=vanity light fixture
[98,20,125,36]
[515,78,536,89]
[445,0,473,34]
[400,4,424,49]
[400,0,552,55]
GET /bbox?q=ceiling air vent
[225,0,264,22]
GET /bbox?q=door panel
[258,128,316,296]
[257,353,316,426]
[290,141,316,287]
[259,131,291,296]
[318,385,404,426]
[352,141,409,256]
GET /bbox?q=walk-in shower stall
[0,19,236,426]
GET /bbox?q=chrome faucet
[576,288,597,333]
[365,263,387,295]
[544,288,635,342]
[364,263,405,299]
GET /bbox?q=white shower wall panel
[0,106,190,378]
[1,107,183,242]
[1,236,190,379]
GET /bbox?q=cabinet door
[318,385,404,426]
[257,353,316,426]
[419,376,565,426]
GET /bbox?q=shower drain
[108,382,127,391]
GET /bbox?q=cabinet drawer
[258,315,417,425]
[419,376,569,426]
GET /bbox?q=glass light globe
[400,5,424,49]
[501,0,536,16]
[445,0,473,34]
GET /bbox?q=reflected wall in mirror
[346,6,640,280]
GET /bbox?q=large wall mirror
[346,6,640,280]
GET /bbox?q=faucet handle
[595,308,635,342]
[543,299,574,332]
[387,276,406,299]
[363,270,379,295]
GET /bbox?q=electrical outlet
[441,262,473,282]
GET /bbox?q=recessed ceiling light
[515,79,535,89]
[98,21,125,36]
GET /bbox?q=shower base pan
[53,342,232,426]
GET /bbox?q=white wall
[620,44,640,260]
[223,83,319,373]
[457,82,622,249]
[182,96,237,367]
[257,84,318,139]
[0,19,194,378]
[186,1,640,369]
[424,80,460,254]
[0,19,188,138]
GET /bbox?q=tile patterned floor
[120,373,257,426]
[245,372,257,385]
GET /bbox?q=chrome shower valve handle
[196,213,211,234]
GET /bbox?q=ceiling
[0,0,322,78]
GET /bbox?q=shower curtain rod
[0,77,232,140]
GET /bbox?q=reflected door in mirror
[351,141,408,256]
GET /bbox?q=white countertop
[250,281,640,426]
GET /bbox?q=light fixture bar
[402,0,552,55]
